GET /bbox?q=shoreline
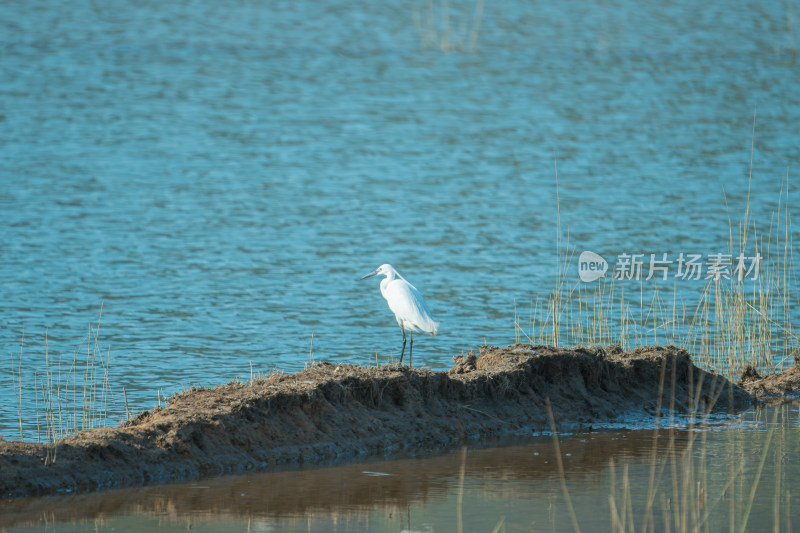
[0,344,787,499]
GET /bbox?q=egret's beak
[358,270,378,281]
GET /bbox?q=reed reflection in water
[3,406,798,532]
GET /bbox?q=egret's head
[358,264,395,280]
[376,264,394,276]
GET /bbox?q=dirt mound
[738,365,800,403]
[0,344,750,499]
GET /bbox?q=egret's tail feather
[431,322,439,336]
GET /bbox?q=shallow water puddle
[2,406,798,532]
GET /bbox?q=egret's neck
[379,270,396,298]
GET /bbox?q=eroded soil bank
[738,364,800,403]
[0,345,756,498]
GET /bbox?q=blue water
[1,0,799,437]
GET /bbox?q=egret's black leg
[399,326,407,364]
[409,333,414,367]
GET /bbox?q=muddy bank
[738,365,800,403]
[0,344,750,498]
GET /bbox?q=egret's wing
[384,279,439,335]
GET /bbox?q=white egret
[359,264,439,365]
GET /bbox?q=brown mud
[0,344,760,499]
[738,364,800,403]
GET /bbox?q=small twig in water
[546,397,581,533]
[123,387,131,421]
[456,445,467,533]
